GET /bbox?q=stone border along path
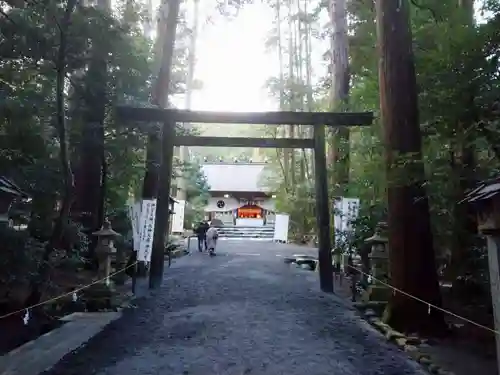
[356,305,456,375]
[0,312,122,375]
[285,254,456,375]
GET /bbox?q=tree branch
[477,122,500,161]
[409,0,441,23]
[0,8,19,27]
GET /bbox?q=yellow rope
[345,264,500,336]
[0,261,139,320]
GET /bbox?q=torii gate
[116,106,373,293]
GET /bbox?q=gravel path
[43,241,427,375]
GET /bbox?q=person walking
[206,223,219,255]
[194,221,209,252]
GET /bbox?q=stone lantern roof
[92,220,121,238]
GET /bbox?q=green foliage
[342,2,500,291]
[0,227,44,295]
[0,0,200,306]
[0,0,196,215]
[182,160,210,228]
[2,0,500,312]
[260,0,500,295]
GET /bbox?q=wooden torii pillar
[116,106,373,293]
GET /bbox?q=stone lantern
[367,222,389,278]
[362,221,390,302]
[92,219,120,287]
[462,178,500,375]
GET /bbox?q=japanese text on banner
[138,199,157,262]
[128,201,142,252]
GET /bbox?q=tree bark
[375,0,446,334]
[72,0,110,259]
[148,0,182,288]
[275,0,289,186]
[304,0,314,176]
[328,0,350,197]
[142,0,178,201]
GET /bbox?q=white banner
[127,200,134,229]
[273,214,289,242]
[138,199,157,262]
[342,198,360,233]
[132,202,142,251]
[171,199,185,233]
[333,197,360,248]
[333,198,344,248]
[127,200,143,252]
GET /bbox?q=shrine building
[201,161,276,227]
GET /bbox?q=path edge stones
[284,253,456,375]
[354,303,456,375]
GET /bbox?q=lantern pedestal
[362,285,391,302]
[82,283,115,311]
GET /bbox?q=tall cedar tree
[375,0,446,334]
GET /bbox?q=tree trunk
[287,0,296,187]
[458,0,474,17]
[148,0,182,288]
[276,0,289,186]
[177,0,200,201]
[328,0,350,197]
[72,0,110,259]
[25,0,77,307]
[143,0,154,38]
[375,0,446,334]
[295,0,306,183]
[304,0,314,177]
[142,0,177,201]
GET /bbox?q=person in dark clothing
[194,221,209,252]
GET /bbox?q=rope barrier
[0,261,139,320]
[4,257,495,337]
[345,264,499,336]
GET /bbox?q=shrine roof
[461,177,500,204]
[201,163,272,193]
[0,176,28,198]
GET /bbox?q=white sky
[171,1,279,112]
[169,0,491,113]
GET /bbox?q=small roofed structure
[0,176,29,227]
[461,177,500,232]
[462,176,500,375]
